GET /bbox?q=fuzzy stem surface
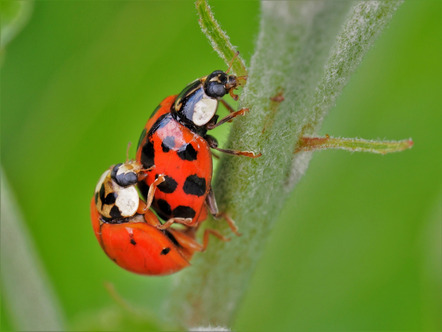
[167,1,404,328]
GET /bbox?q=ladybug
[91,161,227,275]
[136,70,260,232]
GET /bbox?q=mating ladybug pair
[91,69,260,275]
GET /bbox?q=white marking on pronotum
[115,186,139,217]
[192,96,218,126]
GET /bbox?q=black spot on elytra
[183,174,206,196]
[161,136,175,152]
[157,199,171,217]
[137,128,147,150]
[141,114,172,168]
[160,247,171,255]
[157,175,178,194]
[137,180,149,200]
[177,143,198,161]
[130,238,137,246]
[110,205,122,219]
[140,139,155,168]
[173,206,196,219]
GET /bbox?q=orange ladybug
[91,161,227,275]
[136,71,260,233]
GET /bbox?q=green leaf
[195,0,247,77]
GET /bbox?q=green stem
[297,136,413,154]
[1,169,65,331]
[195,0,247,77]
[167,1,404,328]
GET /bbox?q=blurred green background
[1,1,441,331]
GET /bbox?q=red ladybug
[91,161,225,275]
[136,70,260,232]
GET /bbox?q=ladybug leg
[213,212,242,237]
[136,199,148,214]
[146,175,165,209]
[143,210,163,228]
[206,108,248,130]
[206,135,262,158]
[229,89,239,101]
[137,175,165,213]
[211,146,261,158]
[205,187,219,215]
[211,150,221,159]
[137,165,155,182]
[169,229,204,253]
[171,228,230,254]
[206,188,242,236]
[201,229,230,251]
[219,99,237,113]
[156,217,194,230]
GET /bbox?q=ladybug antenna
[226,51,240,74]
[125,142,132,163]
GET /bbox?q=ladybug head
[94,162,142,220]
[203,70,238,98]
[110,161,142,187]
[173,71,239,129]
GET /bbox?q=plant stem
[195,0,247,77]
[297,136,413,154]
[1,169,65,331]
[166,1,404,328]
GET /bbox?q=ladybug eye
[205,82,227,98]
